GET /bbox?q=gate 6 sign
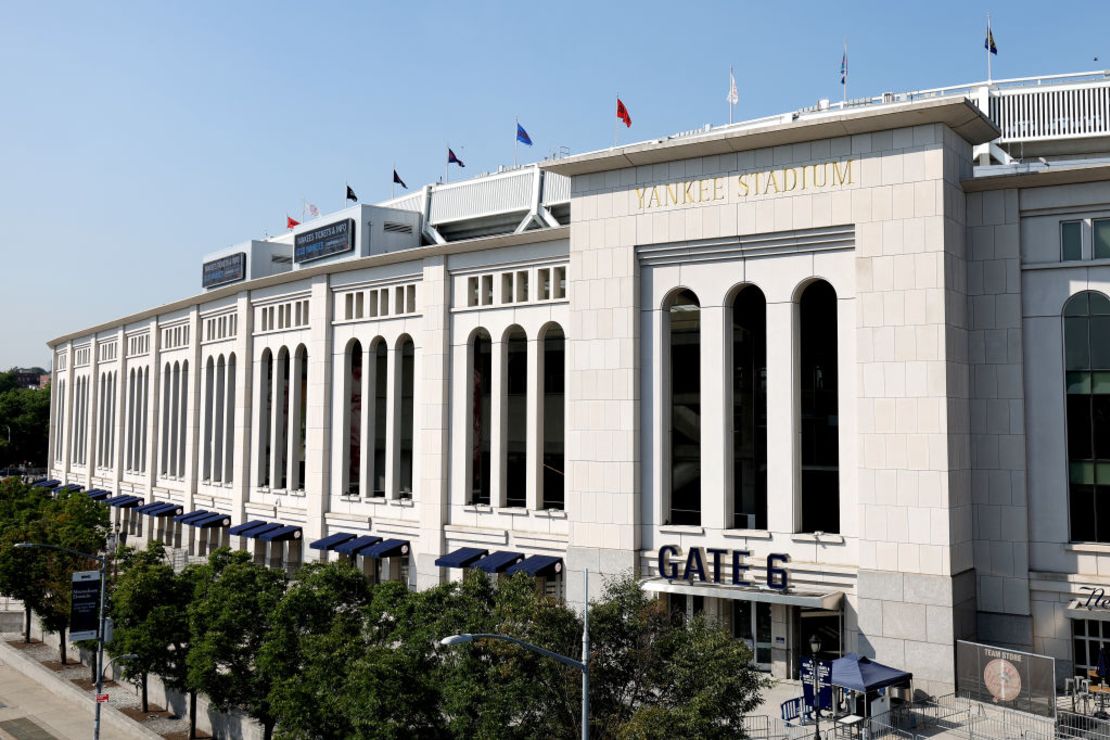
[657,545,790,590]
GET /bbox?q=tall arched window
[398,336,415,498]
[294,346,308,489]
[372,340,388,497]
[799,280,840,534]
[345,340,363,495]
[542,324,566,511]
[505,327,528,508]
[1065,291,1110,542]
[203,358,214,480]
[161,363,171,476]
[470,330,492,505]
[666,290,701,526]
[732,286,767,530]
[259,349,273,486]
[275,348,290,489]
[224,354,236,483]
[178,360,189,478]
[213,355,226,483]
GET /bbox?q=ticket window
[732,601,773,670]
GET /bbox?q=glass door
[733,601,773,670]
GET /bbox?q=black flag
[346,185,358,202]
[393,170,408,189]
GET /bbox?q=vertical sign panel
[69,570,100,641]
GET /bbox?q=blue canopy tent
[830,653,912,693]
[829,653,913,720]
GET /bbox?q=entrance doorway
[733,601,773,669]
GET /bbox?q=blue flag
[516,123,533,146]
[448,148,465,167]
[985,23,997,55]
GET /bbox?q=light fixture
[809,634,821,656]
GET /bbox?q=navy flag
[516,123,533,146]
[393,169,407,189]
[448,148,465,167]
[985,23,997,55]
[346,185,358,202]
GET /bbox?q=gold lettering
[754,172,762,194]
[738,174,750,196]
[666,183,679,206]
[833,160,852,185]
[714,177,726,200]
[783,167,797,192]
[698,179,711,202]
[635,187,647,209]
[763,170,780,194]
[647,186,661,209]
[814,163,828,188]
[683,181,696,204]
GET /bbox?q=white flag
[305,202,320,219]
[727,68,739,106]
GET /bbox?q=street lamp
[441,569,590,740]
[809,634,822,740]
[15,542,111,740]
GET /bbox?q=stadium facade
[44,71,1110,692]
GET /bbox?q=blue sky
[1,0,1106,369]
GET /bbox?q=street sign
[95,693,109,703]
[800,657,833,709]
[69,570,100,642]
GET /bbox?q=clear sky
[1,0,1106,369]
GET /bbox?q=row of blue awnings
[308,532,410,558]
[434,547,563,577]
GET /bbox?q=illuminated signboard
[294,219,355,264]
[202,253,247,289]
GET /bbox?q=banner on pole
[69,570,99,641]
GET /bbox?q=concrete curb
[0,639,164,740]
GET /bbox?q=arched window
[259,349,273,486]
[275,347,290,489]
[345,340,363,495]
[203,357,214,480]
[542,324,566,511]
[799,280,840,534]
[667,290,701,525]
[178,360,189,478]
[372,340,388,497]
[213,355,226,483]
[470,330,493,505]
[732,286,767,530]
[505,327,528,508]
[224,354,236,483]
[398,337,415,498]
[293,346,308,489]
[1065,291,1110,542]
[140,366,149,473]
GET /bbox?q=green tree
[109,541,192,712]
[32,489,109,664]
[0,381,51,468]
[259,561,372,739]
[0,478,50,641]
[187,549,286,740]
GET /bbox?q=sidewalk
[0,658,129,739]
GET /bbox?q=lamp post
[15,542,110,740]
[441,569,590,740]
[809,634,822,740]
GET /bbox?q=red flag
[616,98,632,127]
[286,216,300,230]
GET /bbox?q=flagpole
[445,144,449,184]
[514,117,519,168]
[843,41,848,102]
[728,67,733,124]
[986,13,992,82]
[613,93,618,147]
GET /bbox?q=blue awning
[32,479,60,489]
[239,522,285,539]
[228,520,268,536]
[192,512,232,529]
[135,501,168,514]
[146,502,183,517]
[506,555,563,577]
[435,547,488,568]
[333,535,382,555]
[257,525,302,542]
[309,532,357,551]
[471,550,525,573]
[175,509,211,524]
[108,495,143,508]
[361,538,409,559]
[85,490,111,501]
[57,483,83,493]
